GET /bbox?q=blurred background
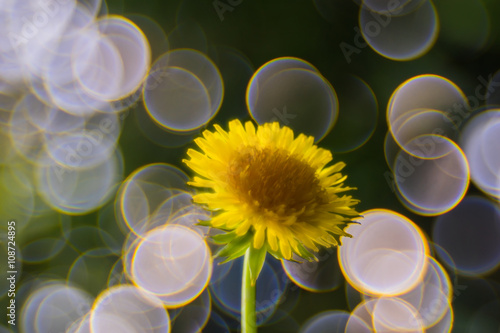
[1,0,500,332]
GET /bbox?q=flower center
[227,146,328,215]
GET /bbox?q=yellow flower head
[183,119,360,269]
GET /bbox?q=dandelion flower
[183,119,360,278]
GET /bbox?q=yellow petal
[244,121,256,137]
[279,237,292,260]
[253,225,266,249]
[183,119,360,261]
[190,176,215,188]
[267,228,279,251]
[235,219,252,236]
[213,124,229,140]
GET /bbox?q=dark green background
[3,0,500,332]
[118,1,500,331]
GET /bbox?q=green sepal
[280,256,302,264]
[195,220,213,227]
[218,245,248,265]
[266,242,317,263]
[266,247,300,264]
[215,232,253,264]
[211,231,238,245]
[266,247,283,261]
[248,244,267,286]
[195,221,232,232]
[295,243,317,262]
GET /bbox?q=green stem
[242,248,257,333]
